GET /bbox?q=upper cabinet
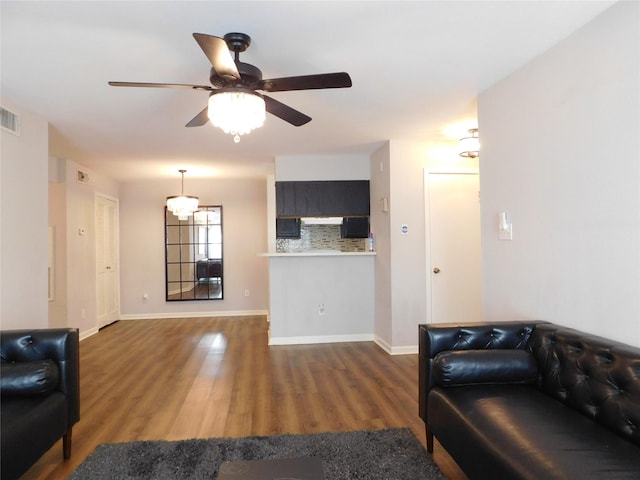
[276,218,301,239]
[341,217,370,238]
[276,180,370,217]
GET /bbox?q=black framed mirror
[165,205,223,301]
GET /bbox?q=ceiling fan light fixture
[208,88,266,143]
[166,169,199,220]
[459,128,480,158]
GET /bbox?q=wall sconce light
[459,128,480,158]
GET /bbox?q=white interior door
[96,195,119,328]
[425,171,481,324]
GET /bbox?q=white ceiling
[1,1,616,182]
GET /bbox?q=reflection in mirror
[165,206,223,301]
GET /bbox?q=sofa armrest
[433,349,538,386]
[418,321,542,422]
[418,321,544,453]
[0,328,80,429]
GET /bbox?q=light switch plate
[499,224,513,240]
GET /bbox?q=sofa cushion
[0,360,59,396]
[428,384,640,479]
[433,349,537,387]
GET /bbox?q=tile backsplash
[276,224,366,253]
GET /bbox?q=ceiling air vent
[77,170,90,184]
[1,107,20,135]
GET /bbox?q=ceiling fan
[109,32,352,141]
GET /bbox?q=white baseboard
[389,344,418,355]
[118,310,268,321]
[79,326,99,341]
[374,335,418,355]
[269,333,374,346]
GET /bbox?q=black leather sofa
[419,321,640,479]
[1,328,80,480]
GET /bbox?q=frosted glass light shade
[167,195,199,221]
[208,89,265,142]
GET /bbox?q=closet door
[425,171,481,324]
[96,195,119,328]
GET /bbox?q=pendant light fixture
[166,169,199,220]
[459,128,480,158]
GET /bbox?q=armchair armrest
[0,328,80,429]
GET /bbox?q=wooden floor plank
[19,316,466,480]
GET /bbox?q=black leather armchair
[1,328,80,480]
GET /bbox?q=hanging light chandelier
[194,209,219,225]
[166,169,199,220]
[459,128,480,158]
[208,88,266,143]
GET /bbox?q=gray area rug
[69,428,445,480]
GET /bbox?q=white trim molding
[269,333,374,346]
[118,310,269,321]
[374,335,418,355]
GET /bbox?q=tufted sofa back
[528,324,640,446]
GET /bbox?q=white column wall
[479,1,640,346]
[0,100,49,329]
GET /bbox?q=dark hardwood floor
[21,316,466,479]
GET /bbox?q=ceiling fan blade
[109,81,212,91]
[259,72,352,92]
[193,33,240,80]
[263,95,311,127]
[185,107,210,127]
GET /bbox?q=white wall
[275,154,371,181]
[47,156,119,337]
[119,177,269,317]
[0,100,49,329]
[479,1,640,346]
[65,159,119,336]
[388,141,431,349]
[268,255,374,344]
[370,143,392,346]
[48,159,67,328]
[371,138,478,352]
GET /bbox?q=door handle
[433,267,440,274]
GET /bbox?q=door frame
[423,168,479,324]
[95,192,121,328]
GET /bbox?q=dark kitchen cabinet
[341,217,369,238]
[276,218,301,239]
[276,180,370,217]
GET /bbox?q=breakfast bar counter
[263,251,375,257]
[262,251,375,345]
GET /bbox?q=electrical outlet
[318,303,325,316]
[244,289,250,297]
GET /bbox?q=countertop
[261,251,376,257]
